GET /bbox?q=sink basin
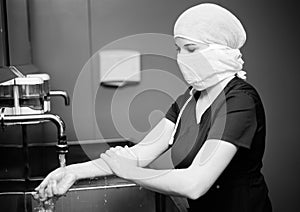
[0,176,156,212]
[29,176,156,212]
[0,139,180,211]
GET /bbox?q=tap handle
[8,66,25,78]
[49,90,70,106]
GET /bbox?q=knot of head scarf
[174,3,246,49]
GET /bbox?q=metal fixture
[0,70,70,168]
[49,90,70,106]
[0,108,68,167]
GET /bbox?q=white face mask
[177,44,245,91]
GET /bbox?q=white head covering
[168,4,248,145]
[174,3,246,49]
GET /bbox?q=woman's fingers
[108,146,121,153]
[111,146,122,151]
[35,168,60,196]
[51,180,59,196]
[34,169,60,200]
[105,146,134,159]
[32,167,76,202]
[35,176,49,193]
[107,146,123,155]
[34,185,40,191]
[114,146,123,151]
[105,149,117,157]
[32,192,39,200]
[38,189,48,201]
[45,180,54,198]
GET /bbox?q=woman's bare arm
[101,139,238,199]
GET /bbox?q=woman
[35,3,272,211]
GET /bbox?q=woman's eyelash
[175,46,197,53]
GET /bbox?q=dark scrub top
[165,77,272,212]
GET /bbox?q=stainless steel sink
[29,176,156,212]
[0,140,159,212]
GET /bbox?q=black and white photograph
[0,0,298,211]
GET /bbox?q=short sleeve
[165,101,180,123]
[165,88,192,123]
[207,91,257,149]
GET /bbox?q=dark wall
[236,1,300,211]
[1,0,298,211]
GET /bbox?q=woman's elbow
[186,189,206,200]
[183,178,211,200]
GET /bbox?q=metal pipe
[1,111,68,167]
[49,90,70,106]
[1,113,65,138]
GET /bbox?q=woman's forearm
[126,167,203,199]
[127,139,238,200]
[130,118,174,167]
[67,158,113,180]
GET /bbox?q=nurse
[35,3,272,211]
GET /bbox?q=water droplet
[103,176,108,206]
[33,197,56,212]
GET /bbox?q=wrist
[66,164,80,181]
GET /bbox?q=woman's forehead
[175,37,207,49]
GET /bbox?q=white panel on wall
[99,50,141,87]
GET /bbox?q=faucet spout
[1,113,65,137]
[49,90,70,106]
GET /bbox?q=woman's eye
[176,47,181,52]
[187,46,198,53]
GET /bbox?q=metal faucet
[0,108,68,167]
[49,90,70,106]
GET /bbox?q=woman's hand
[100,146,138,179]
[34,167,77,201]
